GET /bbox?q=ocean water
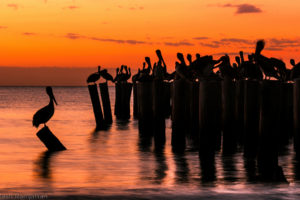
[0,86,299,199]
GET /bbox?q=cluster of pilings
[88,82,113,130]
[134,77,300,181]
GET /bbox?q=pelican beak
[53,96,58,105]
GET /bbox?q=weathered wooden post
[222,78,237,154]
[88,84,105,129]
[114,82,121,117]
[153,80,166,149]
[171,79,187,152]
[115,82,132,120]
[133,83,138,119]
[37,126,66,151]
[137,82,153,136]
[163,82,171,118]
[199,79,222,153]
[258,80,282,180]
[186,81,200,148]
[99,82,113,124]
[235,80,245,144]
[294,79,300,156]
[122,82,133,119]
[279,82,293,147]
[243,80,260,159]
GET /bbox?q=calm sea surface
[0,86,299,199]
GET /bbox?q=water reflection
[115,119,130,130]
[173,153,190,184]
[153,150,168,184]
[222,154,238,183]
[199,152,216,184]
[34,151,58,180]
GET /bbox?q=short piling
[153,80,166,148]
[37,126,66,151]
[294,79,300,155]
[163,82,171,118]
[235,80,245,144]
[99,82,113,124]
[133,83,138,119]
[243,80,260,159]
[258,80,282,180]
[171,79,188,152]
[222,78,237,154]
[199,79,222,153]
[88,84,105,129]
[137,82,153,137]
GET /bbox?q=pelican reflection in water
[32,86,57,128]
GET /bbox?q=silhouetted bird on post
[86,66,101,84]
[254,40,280,80]
[33,87,57,128]
[99,69,114,82]
[290,59,300,80]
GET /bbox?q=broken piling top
[36,126,66,151]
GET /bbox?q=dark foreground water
[0,86,299,199]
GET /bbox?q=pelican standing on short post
[33,86,58,128]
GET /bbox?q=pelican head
[46,86,57,105]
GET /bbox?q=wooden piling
[153,80,166,148]
[99,82,113,124]
[137,82,153,136]
[222,78,237,154]
[37,126,66,151]
[88,84,105,129]
[280,82,293,147]
[199,79,222,153]
[294,79,300,155]
[235,80,245,144]
[258,80,281,179]
[133,83,138,119]
[243,80,260,158]
[122,83,133,120]
[163,82,171,118]
[186,81,200,148]
[171,79,187,152]
[115,82,132,120]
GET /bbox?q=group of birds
[32,39,300,128]
[87,65,131,84]
[132,40,300,83]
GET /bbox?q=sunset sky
[1,0,300,70]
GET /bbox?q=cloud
[199,42,220,48]
[220,38,253,44]
[7,4,19,10]
[193,37,210,40]
[164,41,194,46]
[220,3,262,14]
[64,33,148,45]
[22,32,36,36]
[63,6,80,10]
[0,26,8,29]
[117,5,144,10]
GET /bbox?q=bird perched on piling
[86,66,101,84]
[32,86,58,128]
[99,69,114,82]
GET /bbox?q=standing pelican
[87,66,101,84]
[33,87,58,128]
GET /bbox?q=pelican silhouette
[99,69,114,82]
[87,66,101,84]
[33,87,58,128]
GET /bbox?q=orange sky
[0,0,300,70]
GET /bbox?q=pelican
[99,69,114,82]
[86,66,101,84]
[32,86,58,128]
